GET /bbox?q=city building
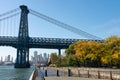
[7,55,10,62]
[31,51,49,66]
[1,57,3,62]
[34,51,38,65]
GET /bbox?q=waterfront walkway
[35,68,109,80]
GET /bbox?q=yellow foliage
[65,36,120,67]
[86,53,96,60]
[112,53,118,59]
[101,57,108,64]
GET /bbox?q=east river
[0,65,34,80]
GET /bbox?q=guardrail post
[57,69,59,77]
[45,70,47,77]
[87,70,89,78]
[78,70,80,77]
[68,69,71,77]
[98,71,100,79]
[110,71,113,80]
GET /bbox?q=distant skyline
[0,54,14,62]
[0,0,120,60]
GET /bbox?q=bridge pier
[15,62,30,68]
[15,5,30,68]
[15,49,30,68]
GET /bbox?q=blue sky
[0,0,120,61]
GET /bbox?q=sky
[0,0,120,61]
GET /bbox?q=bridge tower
[15,5,30,68]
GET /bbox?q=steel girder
[15,5,30,68]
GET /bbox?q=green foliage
[50,53,58,65]
[65,44,75,56]
[67,55,77,66]
[50,52,68,67]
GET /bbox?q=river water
[0,65,34,80]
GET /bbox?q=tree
[104,36,120,67]
[73,40,89,66]
[65,43,81,67]
[65,44,75,56]
[50,53,58,66]
[64,36,120,68]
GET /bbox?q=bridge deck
[0,36,103,49]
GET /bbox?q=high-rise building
[34,51,38,65]
[44,53,47,60]
[40,53,43,62]
[1,57,3,62]
[4,56,7,62]
[37,55,40,63]
[11,57,13,62]
[31,56,34,62]
[34,51,38,58]
[7,55,10,62]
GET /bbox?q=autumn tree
[104,36,120,67]
[50,53,58,66]
[65,44,80,66]
[64,36,120,68]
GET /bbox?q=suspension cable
[0,12,20,22]
[0,8,20,36]
[0,12,20,36]
[13,16,16,35]
[0,8,20,18]
[10,18,12,36]
[29,9,102,40]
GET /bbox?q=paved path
[36,69,109,80]
[38,69,57,76]
[36,68,57,80]
[36,77,46,80]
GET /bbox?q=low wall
[46,67,120,80]
[29,69,38,80]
